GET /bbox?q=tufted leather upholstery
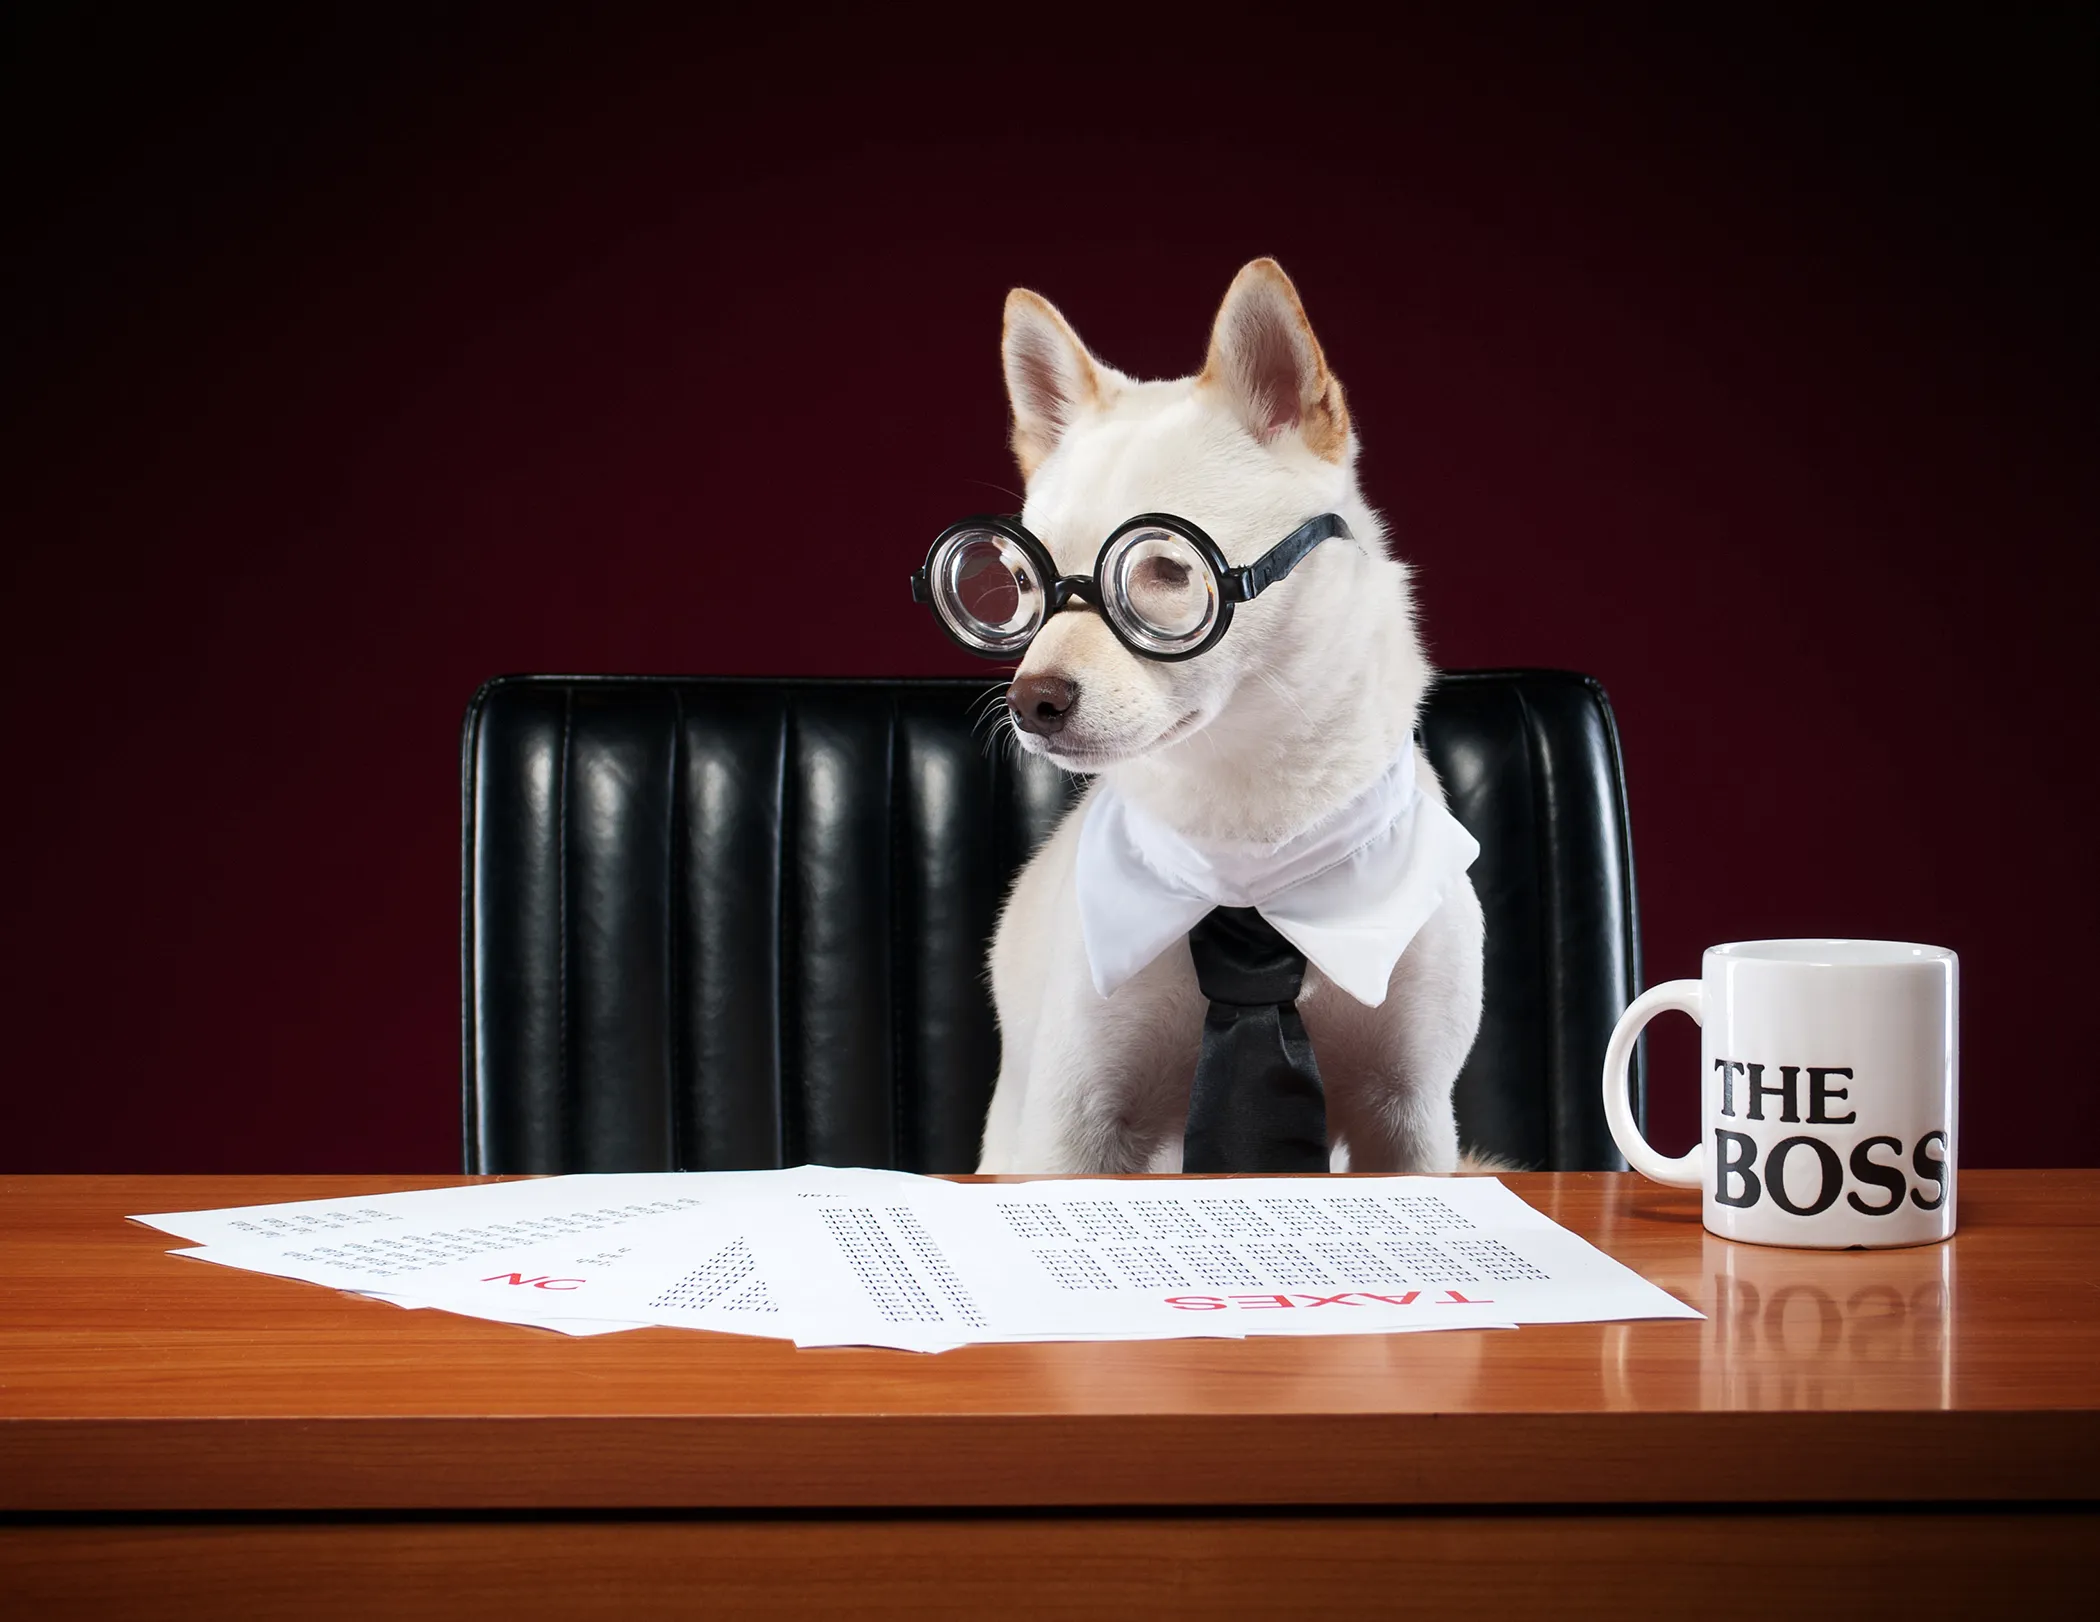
[462,671,1643,1174]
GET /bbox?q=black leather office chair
[462,671,1643,1174]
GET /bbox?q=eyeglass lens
[936,530,1045,653]
[1101,526,1220,655]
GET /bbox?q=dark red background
[4,8,2092,1172]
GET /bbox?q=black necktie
[1182,906,1329,1173]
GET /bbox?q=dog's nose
[1009,674,1077,736]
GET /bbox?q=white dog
[972,259,1486,1176]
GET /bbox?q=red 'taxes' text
[1164,1290,1493,1311]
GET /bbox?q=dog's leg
[977,806,1083,1174]
[977,927,1040,1174]
[1009,1039,1164,1175]
[977,1058,1029,1174]
[1328,880,1486,1174]
[1004,955,1203,1175]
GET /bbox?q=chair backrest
[462,670,1643,1174]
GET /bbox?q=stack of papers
[133,1169,1699,1351]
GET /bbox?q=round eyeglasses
[909,511,1352,662]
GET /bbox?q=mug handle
[1601,980,1706,1187]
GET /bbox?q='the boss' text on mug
[1709,1061,1950,1219]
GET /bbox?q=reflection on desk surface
[1692,1236,1951,1412]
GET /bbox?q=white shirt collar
[1075,736,1480,1007]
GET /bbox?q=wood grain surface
[4,1512,2095,1621]
[4,1171,2096,1512]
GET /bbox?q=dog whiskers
[969,686,1007,737]
[978,705,1024,765]
[969,677,1024,761]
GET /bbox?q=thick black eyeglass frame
[909,511,1353,663]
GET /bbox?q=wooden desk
[3,1171,2095,1617]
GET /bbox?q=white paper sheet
[133,1171,1698,1350]
[936,1176,1697,1333]
[711,1177,1683,1345]
[343,1287,650,1338]
[137,1167,926,1337]
[464,1193,1238,1352]
[135,1174,716,1272]
[436,1176,1691,1348]
[375,1199,809,1344]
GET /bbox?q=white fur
[978,261,1486,1175]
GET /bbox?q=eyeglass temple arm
[1221,513,1354,603]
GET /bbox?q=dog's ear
[1198,259,1350,462]
[1003,289,1105,481]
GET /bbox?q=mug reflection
[1698,1234,1954,1409]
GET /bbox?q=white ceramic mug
[1601,939,1958,1249]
